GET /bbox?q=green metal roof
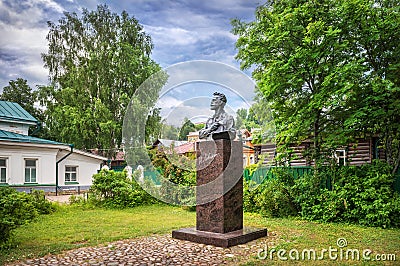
[0,130,67,146]
[0,101,38,124]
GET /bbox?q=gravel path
[7,233,278,266]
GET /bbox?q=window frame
[0,158,7,183]
[24,158,38,183]
[335,149,347,166]
[65,165,78,183]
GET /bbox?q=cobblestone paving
[7,233,279,266]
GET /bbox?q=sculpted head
[210,92,227,110]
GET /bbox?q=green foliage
[0,78,46,136]
[149,149,196,186]
[244,162,400,228]
[0,188,56,248]
[243,180,259,213]
[295,161,400,228]
[29,190,56,215]
[233,0,359,159]
[235,108,248,129]
[256,168,300,218]
[232,0,400,167]
[149,149,196,206]
[340,0,400,174]
[0,78,39,119]
[39,4,162,157]
[160,124,179,139]
[235,94,275,144]
[243,168,299,217]
[178,118,196,141]
[145,108,162,145]
[89,169,157,208]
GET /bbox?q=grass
[242,213,400,265]
[1,205,399,265]
[0,204,195,265]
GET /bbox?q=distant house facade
[254,138,384,167]
[187,131,199,143]
[0,101,107,193]
[239,129,255,167]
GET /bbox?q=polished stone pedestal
[172,139,267,247]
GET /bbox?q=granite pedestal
[172,139,267,248]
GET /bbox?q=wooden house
[254,138,384,166]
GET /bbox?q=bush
[89,169,158,208]
[295,161,400,228]
[256,168,300,217]
[0,188,38,247]
[243,179,260,213]
[149,149,196,207]
[30,190,56,214]
[243,167,299,217]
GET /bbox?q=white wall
[58,152,103,186]
[0,144,104,186]
[0,144,57,185]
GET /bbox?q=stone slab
[172,227,268,248]
[196,140,243,233]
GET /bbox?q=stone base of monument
[172,227,268,248]
[172,139,268,248]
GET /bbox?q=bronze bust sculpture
[199,92,236,140]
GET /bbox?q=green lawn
[243,213,400,265]
[1,204,399,265]
[0,204,194,265]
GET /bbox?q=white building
[0,100,107,193]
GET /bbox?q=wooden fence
[112,165,400,193]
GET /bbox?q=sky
[0,0,263,127]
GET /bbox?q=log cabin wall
[254,137,384,167]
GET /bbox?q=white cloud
[29,0,65,13]
[144,25,199,46]
[156,95,183,109]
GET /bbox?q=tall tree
[235,108,248,129]
[145,108,162,145]
[39,5,161,157]
[232,0,365,163]
[341,0,400,173]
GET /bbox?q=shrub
[0,188,38,247]
[89,169,157,208]
[149,149,196,207]
[30,190,56,214]
[256,168,300,217]
[295,161,400,228]
[243,167,299,217]
[243,179,260,213]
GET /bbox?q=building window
[0,158,7,183]
[335,150,346,166]
[65,166,78,182]
[25,159,37,183]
